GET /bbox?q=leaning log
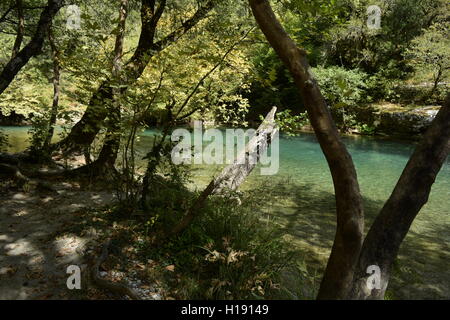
[212,106,278,194]
[167,107,278,238]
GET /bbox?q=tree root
[90,239,141,300]
[64,160,119,180]
[0,163,29,184]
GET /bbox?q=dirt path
[0,182,115,299]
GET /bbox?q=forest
[0,0,449,301]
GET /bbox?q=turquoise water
[2,126,449,298]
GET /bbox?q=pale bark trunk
[212,107,278,194]
[168,107,279,238]
[249,0,364,299]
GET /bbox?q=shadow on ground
[0,181,115,299]
[250,178,449,300]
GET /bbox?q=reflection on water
[2,126,449,299]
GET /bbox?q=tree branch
[0,3,15,25]
[11,0,24,59]
[151,0,215,52]
[0,0,64,95]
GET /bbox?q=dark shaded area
[251,179,449,299]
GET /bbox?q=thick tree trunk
[349,97,450,299]
[43,25,60,153]
[93,0,129,169]
[0,0,64,95]
[249,0,364,299]
[54,0,215,156]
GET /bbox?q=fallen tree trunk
[212,107,278,194]
[168,107,279,238]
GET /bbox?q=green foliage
[142,149,193,230]
[312,66,368,107]
[407,21,450,100]
[28,114,50,152]
[327,0,448,74]
[273,109,309,135]
[357,123,376,135]
[142,193,294,300]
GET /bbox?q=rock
[151,293,162,300]
[12,193,28,200]
[337,103,442,138]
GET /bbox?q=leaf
[165,265,175,272]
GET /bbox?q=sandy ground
[0,181,115,299]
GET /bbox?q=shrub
[274,109,309,136]
[312,66,369,107]
[140,192,295,300]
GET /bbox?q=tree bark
[43,24,60,153]
[94,0,129,169]
[212,106,278,194]
[167,107,279,239]
[11,0,24,59]
[54,0,215,156]
[248,0,364,299]
[0,0,64,95]
[348,96,450,299]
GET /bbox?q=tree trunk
[93,0,129,169]
[11,0,24,59]
[54,0,215,156]
[248,0,364,299]
[0,0,64,95]
[167,107,279,239]
[349,96,450,299]
[212,106,278,194]
[43,24,60,154]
